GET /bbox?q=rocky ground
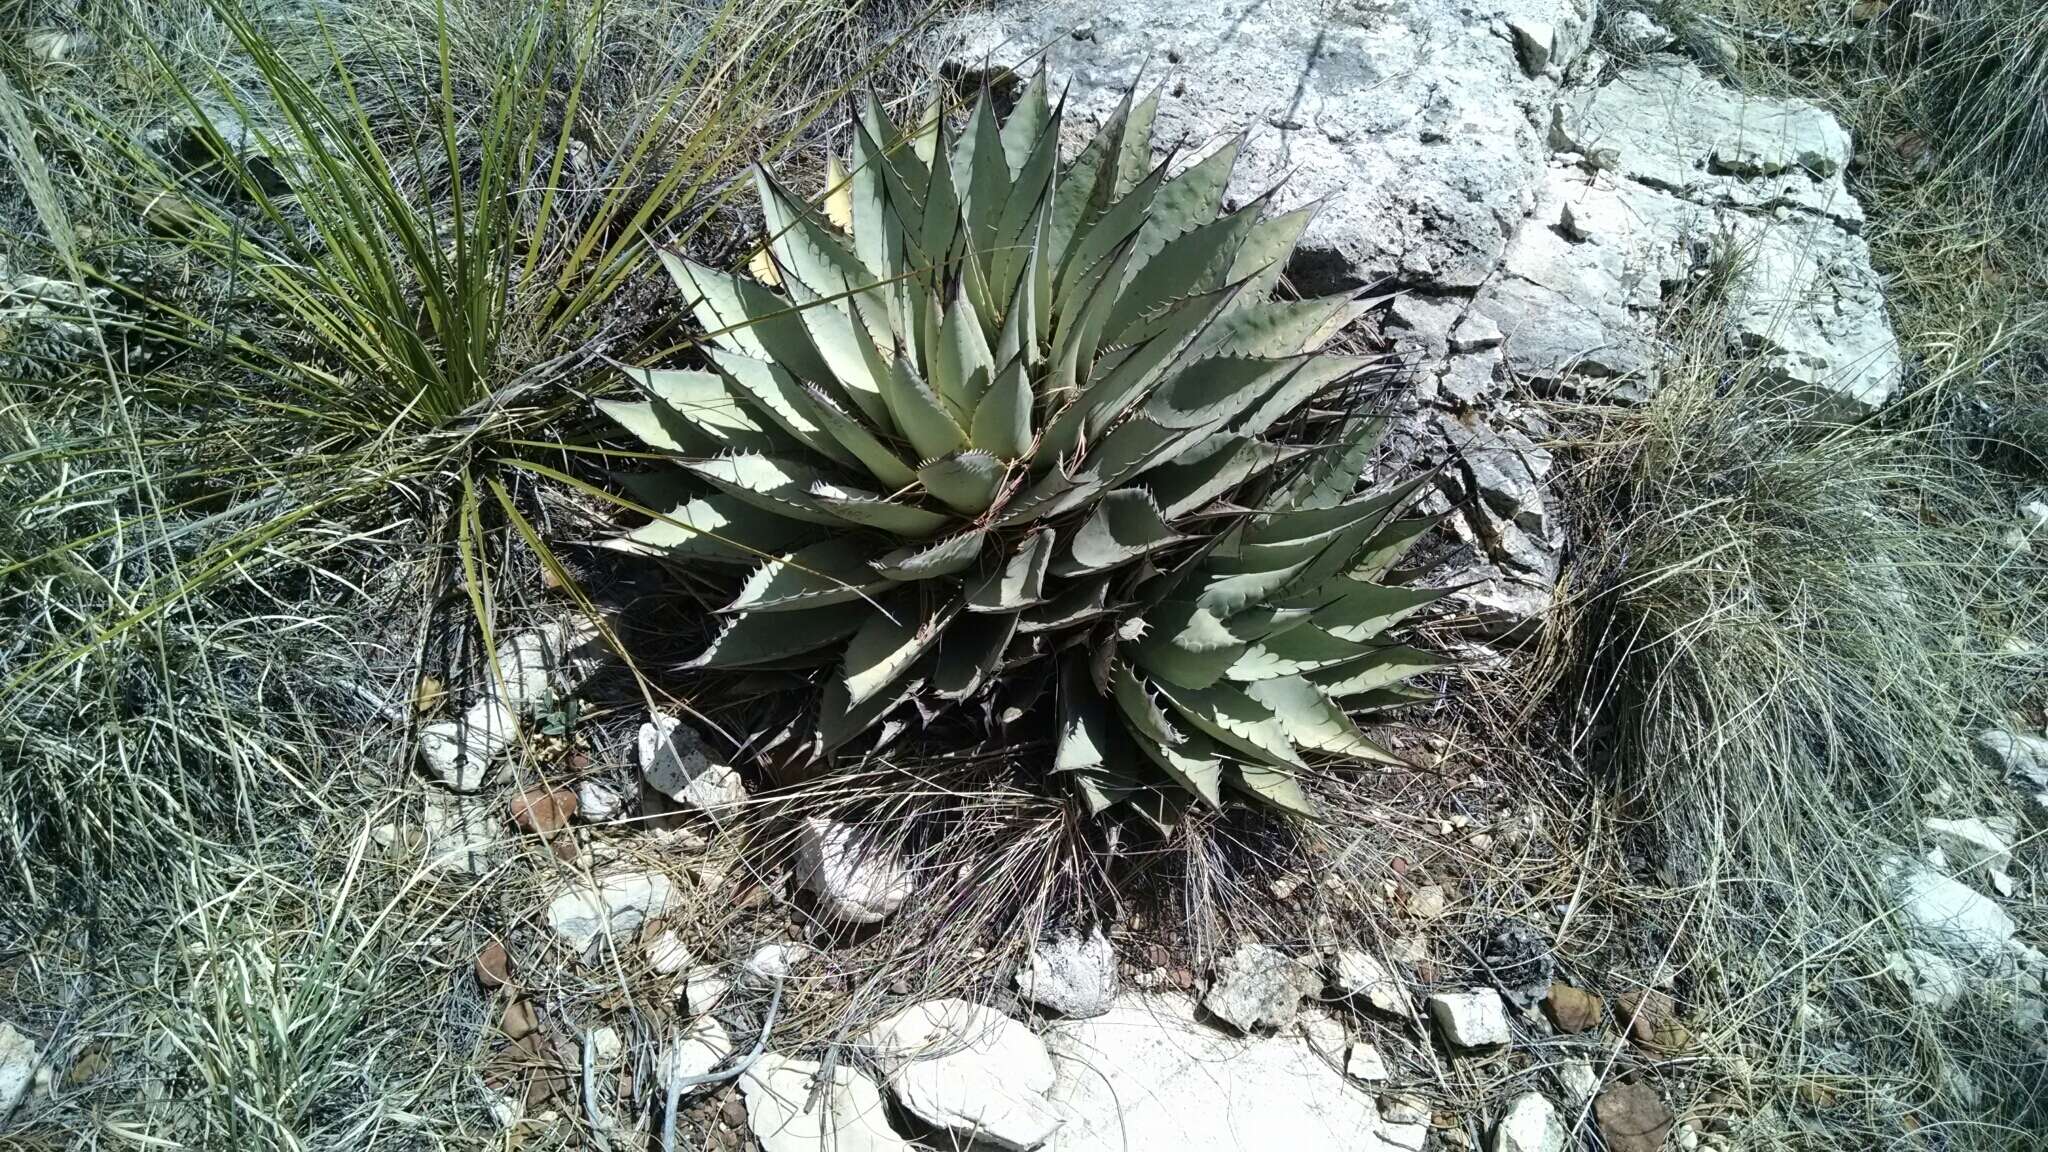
[2,0,2044,1149]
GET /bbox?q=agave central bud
[599,77,1453,826]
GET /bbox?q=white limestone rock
[1555,1061,1600,1106]
[1924,816,2015,882]
[743,943,798,987]
[1426,989,1512,1048]
[739,1053,913,1152]
[656,1017,734,1091]
[1977,728,2048,791]
[1493,1091,1565,1152]
[1607,10,1674,54]
[490,617,605,716]
[1888,863,2016,958]
[639,715,747,814]
[545,871,678,954]
[1203,943,1321,1033]
[1332,949,1414,1017]
[1450,312,1505,353]
[421,792,505,875]
[418,697,515,793]
[1347,1043,1391,1082]
[865,999,1059,1151]
[25,28,92,62]
[575,780,626,822]
[1016,927,1118,1018]
[794,817,913,924]
[646,930,692,976]
[939,0,1595,291]
[0,1022,37,1121]
[1045,994,1426,1152]
[1884,948,1966,1009]
[1557,59,1856,224]
[684,966,733,1015]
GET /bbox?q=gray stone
[1607,10,1674,54]
[1380,1092,1433,1127]
[1722,217,1902,415]
[1555,1061,1600,1106]
[545,871,678,954]
[639,715,747,814]
[1977,729,2048,790]
[1924,817,2014,878]
[1884,948,1966,1009]
[490,618,603,717]
[24,28,92,62]
[1494,1091,1565,1152]
[1300,1013,1348,1061]
[865,999,1059,1151]
[1331,949,1414,1017]
[1016,926,1118,1018]
[1202,943,1320,1033]
[1045,994,1427,1152]
[1511,20,1558,77]
[1450,312,1506,353]
[1347,1043,1391,1082]
[1493,81,1900,413]
[575,779,626,822]
[794,816,914,924]
[939,0,1593,290]
[419,620,603,793]
[739,1053,912,1152]
[743,943,798,987]
[1888,863,2016,958]
[656,1016,733,1091]
[684,966,733,1015]
[646,929,692,976]
[418,697,515,792]
[0,1022,36,1121]
[421,792,505,874]
[1426,989,1512,1047]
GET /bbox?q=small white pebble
[646,930,691,976]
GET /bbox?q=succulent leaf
[726,539,888,613]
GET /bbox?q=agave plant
[601,78,1454,824]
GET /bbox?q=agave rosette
[602,78,1453,823]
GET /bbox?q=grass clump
[1552,270,2047,1144]
[1908,0,2048,186]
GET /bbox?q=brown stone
[1594,1080,1674,1152]
[1796,1080,1839,1110]
[721,1095,749,1129]
[476,940,512,989]
[501,997,538,1040]
[509,787,577,835]
[1614,988,1692,1051]
[1544,983,1604,1034]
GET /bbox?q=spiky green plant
[603,80,1454,824]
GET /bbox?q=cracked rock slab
[739,1053,912,1152]
[1046,994,1427,1152]
[939,0,1593,290]
[866,999,1059,1151]
[1556,59,1859,227]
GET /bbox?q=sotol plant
[603,79,1453,826]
